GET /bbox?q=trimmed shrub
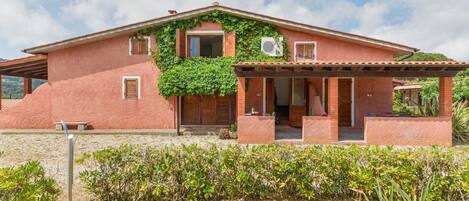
[78,145,468,201]
[0,160,60,201]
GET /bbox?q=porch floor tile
[339,127,364,141]
[275,125,302,140]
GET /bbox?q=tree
[395,52,468,102]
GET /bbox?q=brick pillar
[439,77,452,117]
[224,32,236,57]
[237,77,245,116]
[24,77,32,95]
[328,78,339,142]
[175,29,186,57]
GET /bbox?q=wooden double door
[181,95,236,125]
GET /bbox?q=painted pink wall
[0,84,52,128]
[303,116,336,144]
[0,34,176,129]
[238,115,275,144]
[191,21,223,31]
[281,28,395,61]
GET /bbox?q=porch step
[180,125,229,136]
[338,140,366,145]
[275,139,303,144]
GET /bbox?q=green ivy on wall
[140,10,289,97]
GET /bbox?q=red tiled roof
[234,61,469,67]
[234,60,468,78]
[23,4,416,55]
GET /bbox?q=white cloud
[1,0,469,61]
[352,0,469,61]
[59,0,360,31]
[0,0,69,58]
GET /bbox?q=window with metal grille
[295,42,316,62]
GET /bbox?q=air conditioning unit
[261,37,283,57]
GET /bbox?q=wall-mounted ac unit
[261,37,283,57]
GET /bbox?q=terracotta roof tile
[234,61,469,67]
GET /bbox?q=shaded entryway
[275,125,301,140]
[339,127,364,141]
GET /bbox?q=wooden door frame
[322,78,355,127]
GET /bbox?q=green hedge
[0,160,60,200]
[78,145,468,201]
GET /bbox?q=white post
[61,120,74,201]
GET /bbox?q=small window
[295,42,316,62]
[129,36,150,55]
[122,76,140,100]
[187,34,223,58]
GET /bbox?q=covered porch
[234,61,467,145]
[0,55,48,110]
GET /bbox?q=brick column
[237,77,245,116]
[224,32,236,57]
[328,78,339,142]
[439,77,452,117]
[24,77,32,95]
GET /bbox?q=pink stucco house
[0,3,467,145]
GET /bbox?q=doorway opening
[274,78,302,140]
[337,78,363,141]
[274,78,289,125]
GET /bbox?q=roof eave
[23,5,417,55]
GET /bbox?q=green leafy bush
[158,57,238,97]
[79,145,468,201]
[453,101,469,143]
[0,160,60,201]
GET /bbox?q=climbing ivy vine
[140,10,289,97]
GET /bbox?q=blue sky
[1,0,469,60]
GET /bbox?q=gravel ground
[0,133,236,201]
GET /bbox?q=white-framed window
[122,76,141,100]
[294,41,317,62]
[129,36,151,55]
[186,30,224,58]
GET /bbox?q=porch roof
[233,61,469,78]
[0,55,47,80]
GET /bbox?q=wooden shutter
[216,96,231,125]
[130,39,139,55]
[139,38,148,55]
[125,79,138,99]
[182,95,236,125]
[175,29,186,57]
[130,37,149,55]
[182,96,201,124]
[201,96,217,125]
